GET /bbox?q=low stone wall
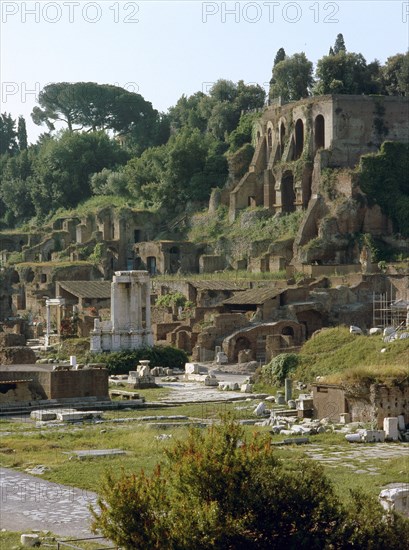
[312,382,409,428]
[0,369,109,401]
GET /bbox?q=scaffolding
[373,290,409,330]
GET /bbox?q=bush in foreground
[90,418,409,549]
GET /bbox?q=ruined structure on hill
[0,95,408,358]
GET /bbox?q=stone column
[110,281,119,330]
[285,378,292,402]
[45,303,51,347]
[145,282,151,329]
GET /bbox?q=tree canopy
[31,82,167,154]
[269,52,314,102]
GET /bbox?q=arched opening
[281,326,294,337]
[147,256,157,275]
[256,131,261,144]
[295,119,304,159]
[281,171,295,213]
[314,115,325,151]
[11,270,20,284]
[134,229,141,243]
[267,128,272,148]
[169,246,181,274]
[279,122,286,157]
[233,336,252,361]
[303,174,312,209]
[297,310,323,338]
[26,269,34,283]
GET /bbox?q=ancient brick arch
[233,336,252,361]
[294,119,304,159]
[281,171,296,213]
[314,114,325,151]
[279,120,286,157]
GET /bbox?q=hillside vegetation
[294,327,409,384]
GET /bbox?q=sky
[1,0,408,143]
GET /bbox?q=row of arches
[261,114,326,161]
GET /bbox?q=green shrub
[156,291,190,309]
[89,345,189,374]
[261,353,299,386]
[91,417,409,550]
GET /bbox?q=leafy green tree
[333,33,346,54]
[31,131,128,217]
[381,52,409,96]
[227,112,261,152]
[17,116,28,150]
[168,92,208,132]
[90,168,129,197]
[124,145,168,207]
[261,353,299,386]
[0,113,18,155]
[91,418,409,549]
[273,47,286,66]
[0,150,35,225]
[31,82,164,153]
[269,53,314,102]
[315,51,377,95]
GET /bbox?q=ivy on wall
[358,142,409,236]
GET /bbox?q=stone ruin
[90,270,153,352]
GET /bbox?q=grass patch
[295,327,409,382]
[155,270,287,282]
[0,531,110,549]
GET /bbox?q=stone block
[379,484,409,517]
[254,402,266,416]
[384,417,399,441]
[398,415,406,431]
[30,410,57,421]
[362,429,385,443]
[20,534,39,547]
[185,363,201,374]
[204,376,219,387]
[339,413,351,424]
[276,393,286,405]
[56,410,103,422]
[215,351,228,364]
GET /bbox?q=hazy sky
[1,0,408,143]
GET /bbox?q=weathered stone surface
[0,346,36,365]
[20,534,39,547]
[185,363,201,375]
[384,417,399,441]
[56,410,103,422]
[0,333,25,347]
[379,484,409,517]
[30,410,57,421]
[254,402,266,416]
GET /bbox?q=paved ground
[158,373,252,403]
[305,443,409,475]
[0,467,98,537]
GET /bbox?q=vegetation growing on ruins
[188,207,303,251]
[358,142,409,237]
[0,40,407,230]
[294,327,409,383]
[89,346,189,374]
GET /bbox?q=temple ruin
[90,270,153,352]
